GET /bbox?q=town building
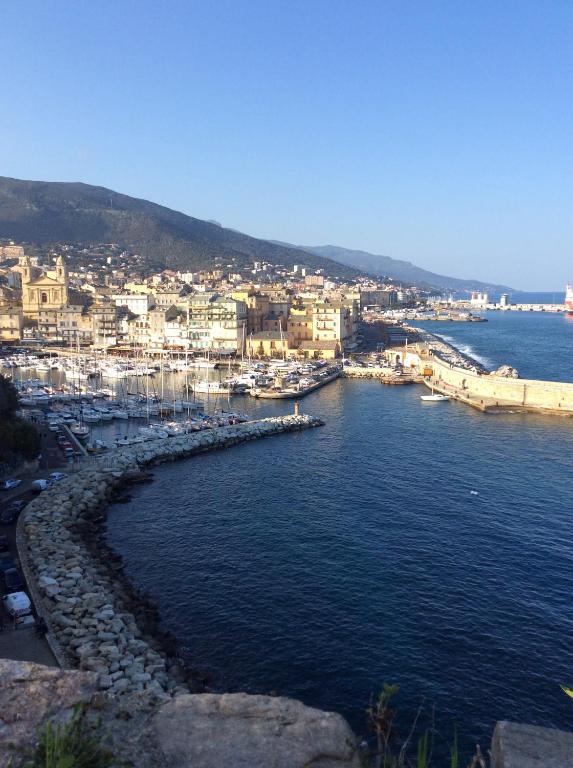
[113,293,155,316]
[21,255,69,319]
[0,306,24,342]
[312,300,358,350]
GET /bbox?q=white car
[1,479,22,491]
[49,472,67,482]
[31,479,51,492]
[3,591,32,618]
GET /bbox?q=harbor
[5,311,573,434]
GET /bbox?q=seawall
[426,354,573,414]
[18,414,323,698]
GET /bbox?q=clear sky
[0,1,571,289]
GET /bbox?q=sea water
[107,312,573,757]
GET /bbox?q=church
[21,255,69,319]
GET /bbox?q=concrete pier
[422,354,573,415]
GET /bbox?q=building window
[41,292,48,304]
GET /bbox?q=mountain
[296,244,513,293]
[0,177,360,279]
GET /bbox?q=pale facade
[91,304,119,349]
[113,293,155,316]
[312,301,358,349]
[37,306,91,343]
[186,295,247,352]
[0,307,23,341]
[246,331,289,358]
[287,306,314,348]
[22,255,69,319]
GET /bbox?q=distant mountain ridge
[0,177,360,279]
[0,176,510,292]
[294,244,513,292]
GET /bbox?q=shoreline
[19,414,324,699]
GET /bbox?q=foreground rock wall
[20,414,323,699]
[0,659,360,768]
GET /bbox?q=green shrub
[23,706,116,768]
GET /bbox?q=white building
[470,292,489,307]
[113,293,155,316]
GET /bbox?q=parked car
[3,591,34,625]
[1,479,21,491]
[3,567,24,593]
[49,472,67,482]
[0,535,9,552]
[31,479,51,492]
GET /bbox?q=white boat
[421,388,450,402]
[82,411,101,423]
[70,422,90,439]
[190,358,219,369]
[191,380,234,394]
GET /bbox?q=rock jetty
[19,414,323,699]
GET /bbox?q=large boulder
[0,659,360,768]
[492,721,573,767]
[151,693,360,768]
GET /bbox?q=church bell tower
[55,255,69,305]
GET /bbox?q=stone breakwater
[20,414,323,700]
[410,326,489,373]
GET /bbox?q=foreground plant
[365,683,484,767]
[23,705,116,768]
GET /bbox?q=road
[0,420,70,667]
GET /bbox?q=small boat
[421,387,450,402]
[70,422,90,439]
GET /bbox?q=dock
[250,368,341,399]
[60,425,88,456]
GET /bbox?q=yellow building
[21,255,69,319]
[246,331,289,358]
[0,306,23,342]
[287,306,314,348]
[312,301,358,350]
[231,291,270,334]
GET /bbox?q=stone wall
[19,414,323,699]
[429,355,573,413]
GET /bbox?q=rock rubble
[21,414,322,699]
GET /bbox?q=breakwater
[19,414,323,698]
[409,325,573,414]
[424,352,573,414]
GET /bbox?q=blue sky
[0,1,571,289]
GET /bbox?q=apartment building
[186,294,247,352]
[312,300,358,349]
[113,293,155,316]
[91,304,119,349]
[0,307,23,342]
[38,306,92,344]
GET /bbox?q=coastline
[19,414,323,698]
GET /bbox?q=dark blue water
[107,313,573,757]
